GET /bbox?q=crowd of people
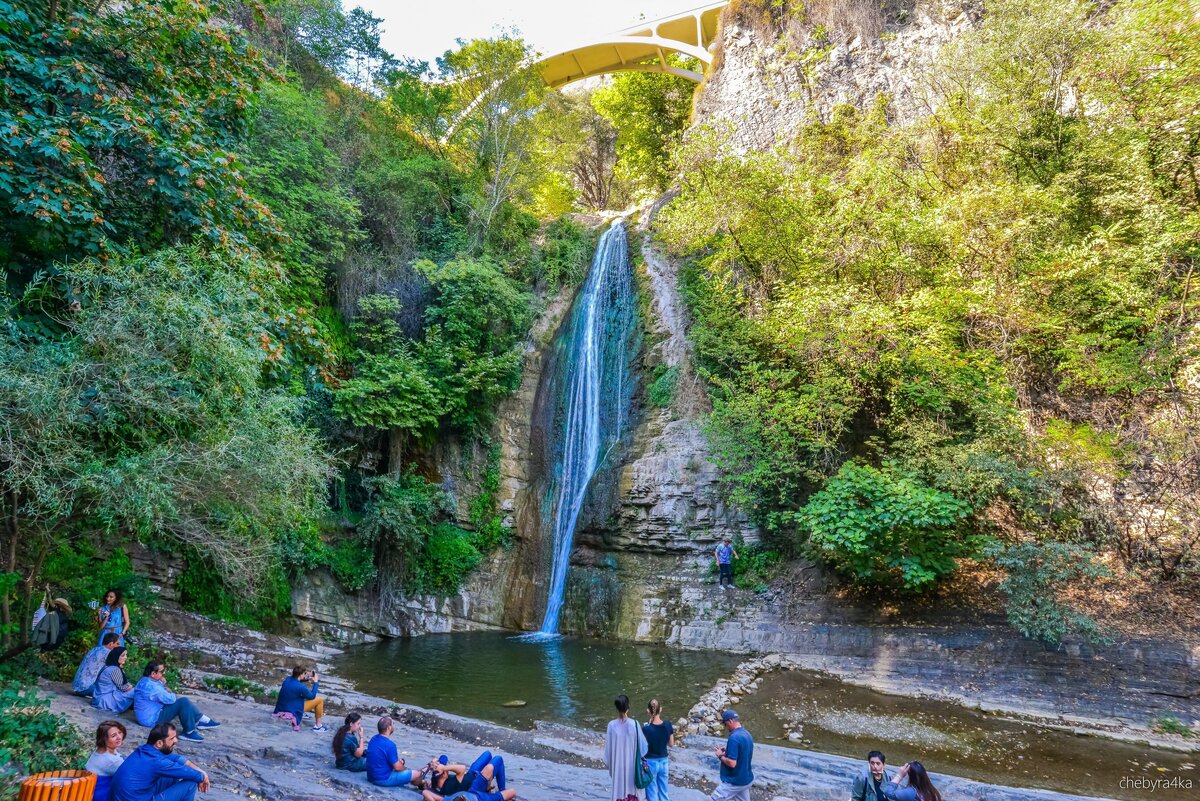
[600,696,942,801]
[67,586,944,801]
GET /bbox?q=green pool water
[332,630,742,731]
[332,631,1196,801]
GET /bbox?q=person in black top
[642,698,675,801]
[422,750,516,801]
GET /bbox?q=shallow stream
[333,632,1195,800]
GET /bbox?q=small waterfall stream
[529,221,637,637]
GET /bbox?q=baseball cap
[721,709,739,722]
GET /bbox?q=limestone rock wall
[693,1,978,153]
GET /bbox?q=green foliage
[243,81,362,302]
[201,674,270,699]
[984,540,1110,645]
[796,463,975,590]
[357,473,481,596]
[661,0,1200,597]
[529,217,598,288]
[0,248,334,625]
[592,65,695,192]
[335,259,532,438]
[1153,715,1196,738]
[468,443,510,553]
[0,683,87,801]
[646,365,680,409]
[0,0,277,276]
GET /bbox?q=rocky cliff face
[694,1,977,152]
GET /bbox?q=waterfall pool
[332,631,1195,800]
[332,630,740,731]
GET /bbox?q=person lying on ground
[333,712,368,771]
[134,660,221,742]
[109,723,211,801]
[422,750,515,801]
[275,665,327,732]
[87,720,127,801]
[75,632,121,696]
[93,646,136,714]
[365,715,427,788]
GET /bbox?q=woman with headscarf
[92,646,135,713]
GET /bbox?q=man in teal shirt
[851,750,896,801]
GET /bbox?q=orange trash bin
[17,770,96,801]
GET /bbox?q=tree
[0,248,333,645]
[0,0,277,277]
[531,92,623,211]
[591,66,695,192]
[438,34,546,251]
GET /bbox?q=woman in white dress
[604,694,649,801]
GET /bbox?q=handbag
[634,719,652,789]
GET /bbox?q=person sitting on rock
[274,665,327,732]
[423,750,515,801]
[86,720,127,801]
[74,632,121,696]
[333,712,368,771]
[851,750,896,801]
[134,660,220,742]
[109,723,211,801]
[93,646,136,714]
[365,715,426,789]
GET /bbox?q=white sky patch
[353,0,702,64]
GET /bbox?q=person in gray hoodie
[850,751,896,801]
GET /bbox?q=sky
[353,0,704,65]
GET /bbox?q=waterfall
[530,221,637,638]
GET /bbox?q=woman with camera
[275,665,327,732]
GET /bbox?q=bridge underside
[536,2,726,89]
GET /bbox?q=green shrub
[796,463,975,590]
[531,217,598,288]
[0,683,87,801]
[411,524,484,595]
[985,540,1110,645]
[1153,715,1196,738]
[646,365,680,409]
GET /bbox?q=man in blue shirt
[365,716,426,788]
[274,665,327,731]
[711,709,753,801]
[134,660,220,742]
[110,723,210,801]
[714,537,739,589]
[73,632,120,695]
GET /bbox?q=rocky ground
[40,609,1140,801]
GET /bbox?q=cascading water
[523,221,637,639]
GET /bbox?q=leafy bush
[984,540,1110,645]
[646,365,680,409]
[357,472,483,597]
[1152,715,1196,738]
[530,217,598,288]
[796,463,974,590]
[0,683,87,801]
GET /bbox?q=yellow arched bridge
[536,1,729,88]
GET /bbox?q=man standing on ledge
[714,537,739,590]
[712,709,753,801]
[851,750,895,801]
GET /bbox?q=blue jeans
[156,697,201,734]
[646,757,669,801]
[154,780,197,801]
[370,769,414,786]
[467,750,506,793]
